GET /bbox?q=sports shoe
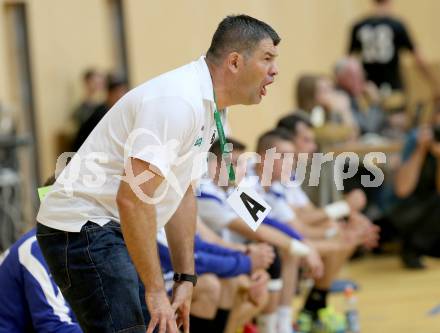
[314,307,346,333]
[296,310,314,333]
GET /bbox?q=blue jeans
[36,221,153,333]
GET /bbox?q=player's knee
[196,274,222,304]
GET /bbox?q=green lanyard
[213,92,236,182]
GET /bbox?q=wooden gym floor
[328,256,440,333]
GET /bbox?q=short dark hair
[256,127,292,154]
[209,137,246,159]
[83,69,98,82]
[277,113,312,137]
[206,14,280,63]
[106,73,127,92]
[374,0,389,4]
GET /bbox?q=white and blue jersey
[0,229,82,333]
[197,179,303,241]
[157,229,252,292]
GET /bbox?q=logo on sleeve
[194,137,203,147]
[210,130,216,144]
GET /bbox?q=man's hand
[247,243,275,272]
[146,290,178,333]
[171,282,193,333]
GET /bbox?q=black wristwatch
[173,273,197,287]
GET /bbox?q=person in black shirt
[71,69,105,128]
[348,0,439,95]
[71,74,128,151]
[391,103,440,268]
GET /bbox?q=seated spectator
[71,69,105,128]
[334,57,387,135]
[391,104,440,269]
[71,73,128,151]
[277,114,379,248]
[296,74,359,141]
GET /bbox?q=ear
[226,52,243,74]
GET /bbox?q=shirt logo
[194,137,203,147]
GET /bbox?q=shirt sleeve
[194,252,251,277]
[263,217,303,240]
[20,241,82,333]
[348,24,361,53]
[159,237,251,278]
[401,130,418,162]
[128,96,196,178]
[265,188,297,223]
[197,193,238,232]
[396,21,415,51]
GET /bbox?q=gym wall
[1,0,439,180]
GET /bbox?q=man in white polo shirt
[36,15,280,333]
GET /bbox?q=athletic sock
[303,287,328,318]
[211,308,230,333]
[277,305,293,333]
[189,314,214,332]
[257,312,278,333]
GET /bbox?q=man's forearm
[165,188,196,274]
[119,202,165,292]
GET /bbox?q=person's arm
[412,50,440,97]
[196,219,247,252]
[117,158,178,333]
[395,128,431,198]
[165,187,196,275]
[164,187,196,331]
[21,242,82,333]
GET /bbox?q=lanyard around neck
[213,91,235,183]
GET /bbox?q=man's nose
[270,62,279,77]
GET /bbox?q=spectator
[71,73,128,151]
[348,0,440,96]
[392,103,440,268]
[71,69,105,127]
[334,57,387,135]
[296,74,358,139]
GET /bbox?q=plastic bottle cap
[344,286,354,298]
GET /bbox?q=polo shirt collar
[195,56,215,103]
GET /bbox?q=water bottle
[344,286,360,333]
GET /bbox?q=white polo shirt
[37,56,220,232]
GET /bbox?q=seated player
[157,227,272,333]
[276,114,379,249]
[0,183,82,333]
[264,122,379,331]
[198,139,323,333]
